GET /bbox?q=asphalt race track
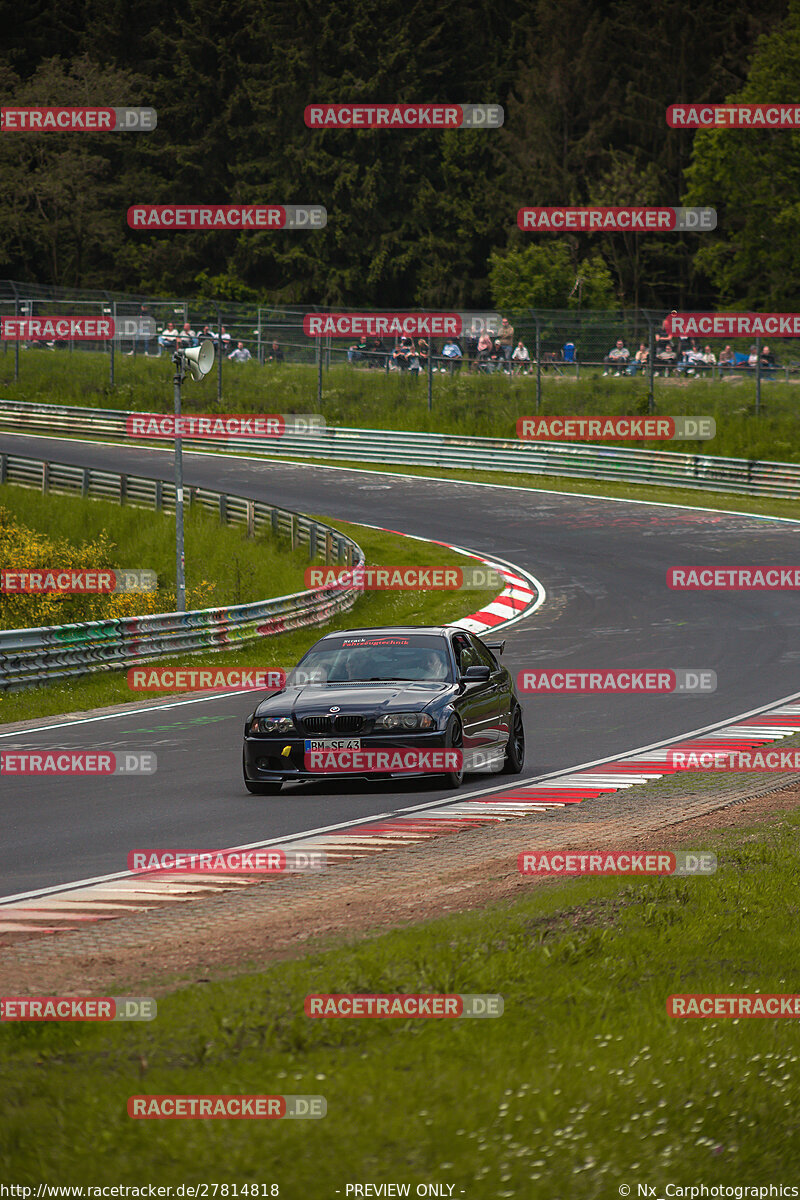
[2,431,799,896]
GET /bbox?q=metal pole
[14,292,19,382]
[427,338,433,412]
[110,301,115,387]
[535,318,541,413]
[212,300,222,404]
[316,335,322,406]
[755,336,761,415]
[648,319,655,414]
[173,350,186,613]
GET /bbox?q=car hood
[255,682,451,716]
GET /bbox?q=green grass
[0,481,314,608]
[2,349,799,462]
[2,811,800,1189]
[0,515,497,725]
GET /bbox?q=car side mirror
[461,664,491,682]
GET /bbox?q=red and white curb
[2,697,800,938]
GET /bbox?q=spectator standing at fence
[417,336,429,371]
[368,337,388,369]
[228,341,251,362]
[512,339,531,375]
[466,332,479,368]
[497,317,514,369]
[347,338,367,364]
[269,340,284,364]
[603,339,630,375]
[719,344,735,369]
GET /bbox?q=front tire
[442,716,465,788]
[502,704,525,774]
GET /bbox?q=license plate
[304,738,361,751]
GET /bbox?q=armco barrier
[0,451,364,692]
[1,398,800,498]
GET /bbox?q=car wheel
[442,716,465,788]
[243,749,283,795]
[502,703,525,773]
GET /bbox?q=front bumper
[243,730,449,784]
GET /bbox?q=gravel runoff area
[1,770,798,996]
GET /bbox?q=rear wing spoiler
[482,639,505,655]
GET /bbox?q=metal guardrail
[2,398,800,499]
[0,449,364,692]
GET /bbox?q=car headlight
[374,712,434,730]
[251,715,295,734]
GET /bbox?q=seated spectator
[746,344,759,369]
[628,342,649,375]
[220,326,232,353]
[476,331,494,370]
[391,336,414,370]
[655,337,677,374]
[417,337,429,371]
[347,338,368,364]
[760,343,776,368]
[603,339,630,375]
[700,345,716,369]
[512,339,531,375]
[268,340,284,364]
[181,322,198,348]
[487,339,504,372]
[368,337,388,369]
[466,333,479,367]
[679,342,705,376]
[441,338,462,373]
[199,325,216,343]
[719,344,735,369]
[158,322,179,354]
[228,341,251,362]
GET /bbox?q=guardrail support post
[120,474,127,505]
[219,493,228,524]
[290,513,296,549]
[82,468,90,497]
[271,508,279,536]
[325,530,332,563]
[535,318,542,413]
[42,460,50,494]
[309,524,317,560]
[246,499,255,538]
[0,453,6,485]
[755,336,762,416]
[155,479,163,510]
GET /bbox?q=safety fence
[3,283,798,408]
[0,449,364,692]
[1,398,800,500]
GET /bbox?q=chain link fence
[3,281,799,413]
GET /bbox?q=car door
[470,635,513,756]
[450,632,495,765]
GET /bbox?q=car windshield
[289,636,453,684]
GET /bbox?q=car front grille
[302,716,332,734]
[334,714,364,733]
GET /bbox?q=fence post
[535,318,541,413]
[755,336,762,416]
[648,318,655,414]
[427,339,433,412]
[13,289,19,383]
[316,337,322,407]
[109,301,116,388]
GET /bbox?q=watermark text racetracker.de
[0,997,156,1021]
[304,103,503,128]
[1,569,157,594]
[127,205,326,230]
[127,848,325,873]
[517,669,716,694]
[128,1095,325,1119]
[1,316,157,342]
[1,106,156,131]
[517,416,715,442]
[305,993,503,1017]
[519,850,717,876]
[304,564,506,591]
[668,566,800,590]
[518,207,716,231]
[0,751,156,776]
[124,414,324,439]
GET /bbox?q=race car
[242,625,525,794]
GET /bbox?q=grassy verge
[1,351,799,461]
[2,807,799,1188]
[0,517,497,725]
[0,481,314,611]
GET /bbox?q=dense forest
[0,0,797,310]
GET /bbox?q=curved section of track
[2,431,799,897]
